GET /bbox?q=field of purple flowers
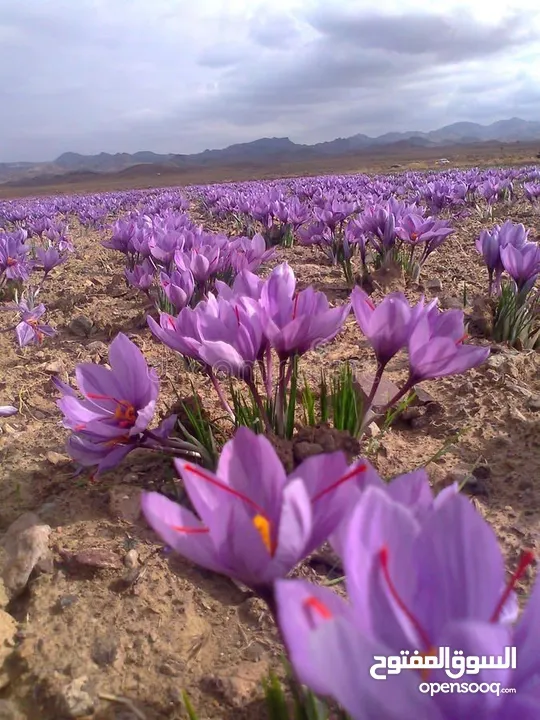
[0,166,539,719]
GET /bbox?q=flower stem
[377,377,415,415]
[209,370,236,420]
[246,379,273,434]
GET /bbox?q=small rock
[68,315,94,337]
[412,387,436,405]
[355,373,400,410]
[457,381,474,396]
[43,360,64,374]
[58,676,95,718]
[1,513,52,599]
[124,549,139,569]
[365,422,381,438]
[46,451,70,466]
[527,396,540,412]
[426,278,443,291]
[91,635,118,667]
[71,549,121,570]
[55,595,79,612]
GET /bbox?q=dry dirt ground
[0,193,539,719]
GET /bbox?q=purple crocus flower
[125,259,155,291]
[141,427,367,592]
[175,246,221,284]
[0,231,32,281]
[159,269,195,310]
[35,245,67,276]
[147,293,228,359]
[476,228,504,292]
[215,269,264,301]
[53,333,160,474]
[498,220,528,248]
[148,229,183,265]
[407,308,489,382]
[15,304,56,347]
[260,263,350,359]
[229,233,275,273]
[276,487,536,719]
[351,288,415,368]
[395,214,454,250]
[0,405,17,417]
[328,461,460,557]
[196,296,266,381]
[500,242,540,292]
[524,182,540,203]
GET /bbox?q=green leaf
[182,691,199,720]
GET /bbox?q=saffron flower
[351,289,416,368]
[276,487,537,719]
[215,268,265,301]
[141,427,367,591]
[407,308,489,382]
[159,269,195,310]
[125,259,155,291]
[15,304,55,347]
[0,405,17,417]
[500,242,540,293]
[196,297,266,381]
[35,245,67,276]
[54,333,161,473]
[260,263,350,359]
[395,214,454,249]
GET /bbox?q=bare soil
[0,195,539,719]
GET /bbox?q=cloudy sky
[1,0,540,162]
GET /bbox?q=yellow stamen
[253,514,274,555]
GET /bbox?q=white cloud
[0,0,539,161]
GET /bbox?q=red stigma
[365,297,376,310]
[490,549,535,623]
[183,464,266,516]
[74,423,86,431]
[172,525,210,535]
[234,306,241,325]
[312,464,366,503]
[410,232,419,242]
[167,316,175,330]
[303,596,333,626]
[379,545,432,650]
[6,257,17,267]
[455,333,468,345]
[86,394,137,428]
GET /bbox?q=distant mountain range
[2,117,540,185]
